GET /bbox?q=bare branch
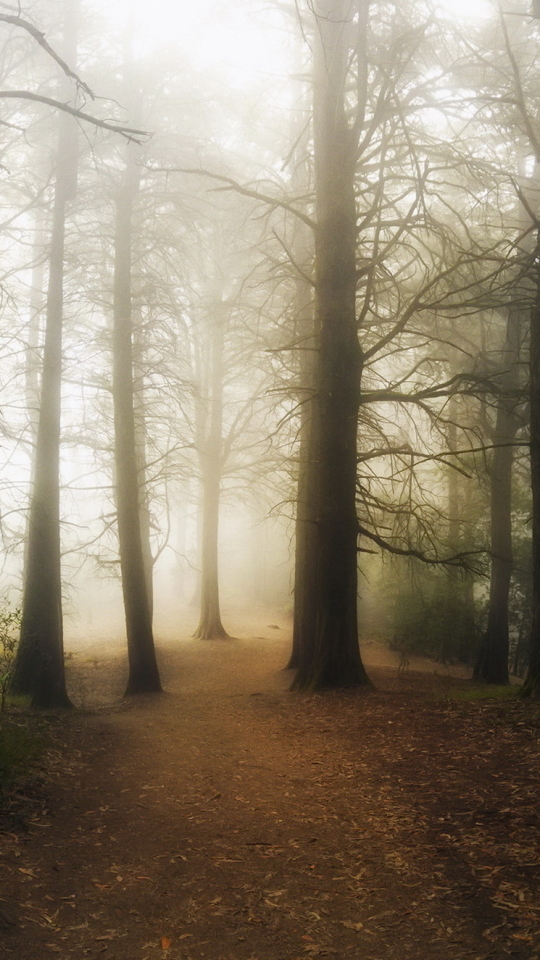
[0,91,148,141]
[357,523,486,572]
[149,166,316,230]
[0,13,93,98]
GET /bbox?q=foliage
[0,604,21,712]
[389,566,483,665]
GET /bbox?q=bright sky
[106,0,291,85]
[107,0,495,70]
[95,0,498,98]
[436,0,492,18]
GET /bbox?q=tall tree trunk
[292,0,371,690]
[133,317,154,621]
[25,209,45,447]
[523,236,540,696]
[194,298,231,639]
[21,210,45,582]
[475,306,523,683]
[113,126,162,694]
[475,401,518,683]
[11,1,80,709]
[288,280,318,669]
[439,415,460,664]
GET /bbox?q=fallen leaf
[160,936,172,950]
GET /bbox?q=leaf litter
[0,633,539,959]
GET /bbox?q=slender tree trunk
[113,132,162,694]
[292,0,371,690]
[474,401,517,683]
[475,306,523,684]
[439,416,460,664]
[194,299,231,639]
[11,2,80,709]
[133,318,154,621]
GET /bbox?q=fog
[0,0,537,700]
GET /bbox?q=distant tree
[192,271,232,640]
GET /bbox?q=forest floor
[1,611,540,960]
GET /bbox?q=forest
[1,1,540,958]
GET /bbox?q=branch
[360,372,504,408]
[0,13,93,98]
[357,523,486,572]
[271,228,315,286]
[149,165,316,230]
[0,91,148,141]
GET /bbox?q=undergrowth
[0,718,42,792]
[434,683,520,702]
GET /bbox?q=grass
[434,682,521,702]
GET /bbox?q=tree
[112,52,162,695]
[10,0,81,709]
[193,275,232,640]
[292,0,372,691]
[474,306,525,684]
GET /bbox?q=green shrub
[0,604,21,711]
[390,572,482,664]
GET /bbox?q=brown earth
[1,615,540,960]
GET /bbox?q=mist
[4,6,540,960]
[0,0,538,702]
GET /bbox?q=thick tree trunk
[292,0,371,691]
[10,2,80,709]
[113,137,162,695]
[523,243,540,696]
[194,301,231,639]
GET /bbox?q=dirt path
[1,626,540,960]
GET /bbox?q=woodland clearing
[1,613,540,960]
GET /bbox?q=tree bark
[523,238,540,696]
[288,282,318,669]
[292,0,371,691]
[10,1,80,709]
[113,132,162,695]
